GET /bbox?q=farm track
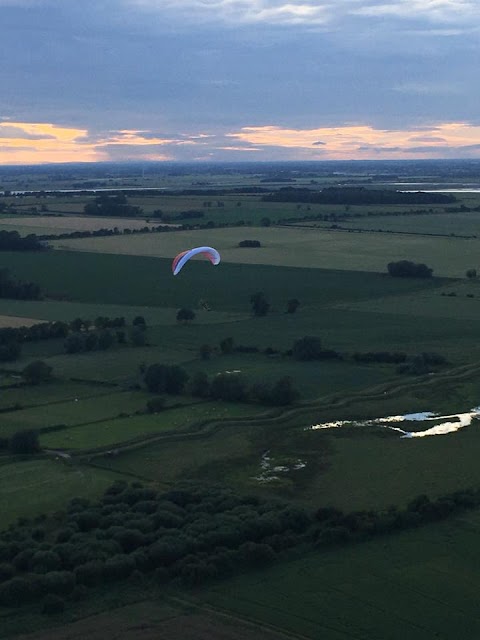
[71,360,480,469]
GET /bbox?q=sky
[1,0,480,164]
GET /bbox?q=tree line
[262,186,456,206]
[142,364,299,407]
[1,480,480,614]
[0,269,41,301]
[0,230,46,252]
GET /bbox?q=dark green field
[196,508,480,640]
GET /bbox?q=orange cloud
[0,122,100,164]
[227,122,480,158]
[1,120,480,163]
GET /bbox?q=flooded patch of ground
[252,450,306,483]
[310,407,480,438]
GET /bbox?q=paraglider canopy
[172,246,221,276]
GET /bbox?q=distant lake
[400,188,480,193]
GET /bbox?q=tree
[187,371,210,398]
[146,396,165,413]
[250,292,270,317]
[268,377,299,405]
[286,299,300,314]
[176,308,195,323]
[144,364,189,394]
[42,594,65,615]
[466,268,477,279]
[292,336,323,361]
[22,360,53,385]
[65,333,84,354]
[219,337,234,354]
[130,326,146,346]
[387,260,433,278]
[9,430,40,455]
[132,316,147,329]
[97,330,114,350]
[210,373,247,402]
[199,344,212,360]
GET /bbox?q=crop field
[197,508,480,640]
[40,401,263,451]
[0,390,150,437]
[51,225,480,278]
[328,210,480,236]
[0,215,163,235]
[0,314,38,327]
[0,380,117,410]
[0,458,121,527]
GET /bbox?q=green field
[0,458,121,526]
[50,225,480,278]
[3,170,480,639]
[0,248,447,309]
[197,508,480,640]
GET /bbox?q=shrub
[104,554,136,581]
[42,593,65,615]
[9,430,40,455]
[0,563,15,583]
[42,571,76,595]
[0,577,35,607]
[74,561,105,587]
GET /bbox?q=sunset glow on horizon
[1,120,480,165]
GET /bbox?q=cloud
[226,121,480,159]
[353,0,478,23]
[124,0,480,28]
[0,125,55,140]
[127,0,331,25]
[1,119,480,164]
[408,135,447,143]
[393,81,463,95]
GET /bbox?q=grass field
[0,249,446,310]
[40,401,264,451]
[0,380,118,410]
[50,225,480,278]
[0,390,150,436]
[330,209,480,236]
[0,458,121,527]
[196,507,480,640]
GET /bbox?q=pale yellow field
[0,315,39,328]
[0,215,167,234]
[52,226,480,278]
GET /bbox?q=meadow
[51,224,480,278]
[196,508,480,640]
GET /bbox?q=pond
[310,407,480,438]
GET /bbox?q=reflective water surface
[310,407,480,438]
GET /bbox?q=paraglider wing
[172,246,221,276]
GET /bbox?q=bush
[104,554,136,581]
[42,571,76,595]
[0,577,35,607]
[0,563,15,583]
[74,561,105,587]
[387,260,433,278]
[9,430,40,455]
[42,593,65,615]
[146,396,165,413]
[292,336,323,361]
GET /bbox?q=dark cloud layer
[0,1,479,161]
